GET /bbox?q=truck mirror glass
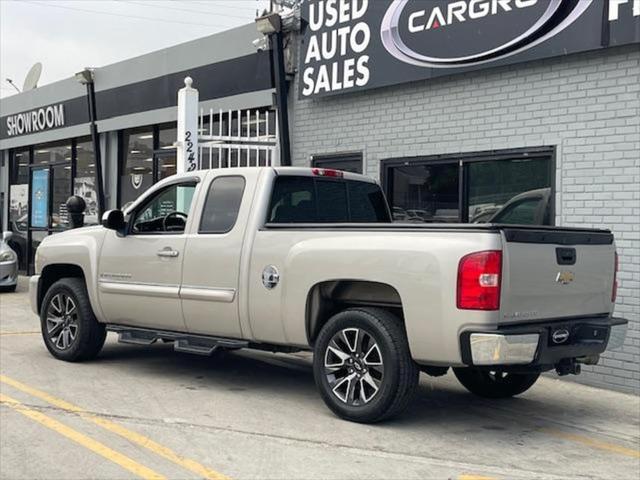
[102,209,126,231]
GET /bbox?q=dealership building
[1,0,639,394]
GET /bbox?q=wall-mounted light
[74,68,94,85]
[255,12,281,35]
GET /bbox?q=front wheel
[40,278,106,362]
[313,308,419,423]
[453,368,539,398]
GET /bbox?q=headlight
[0,250,17,262]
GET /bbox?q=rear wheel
[453,368,539,398]
[40,278,106,362]
[313,308,419,423]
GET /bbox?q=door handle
[157,248,179,258]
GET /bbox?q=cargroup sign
[5,104,65,137]
[300,0,640,98]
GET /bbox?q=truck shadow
[97,340,605,433]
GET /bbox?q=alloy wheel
[324,328,384,405]
[46,293,79,350]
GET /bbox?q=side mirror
[2,231,12,242]
[102,209,126,231]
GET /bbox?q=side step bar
[107,325,248,356]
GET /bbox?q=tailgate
[500,227,615,323]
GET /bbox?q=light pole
[5,79,20,93]
[75,68,105,217]
[255,11,291,167]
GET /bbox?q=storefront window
[384,148,553,225]
[468,158,551,224]
[33,141,70,165]
[33,140,72,230]
[8,149,29,269]
[388,163,459,223]
[312,153,363,174]
[158,124,177,149]
[120,127,154,208]
[158,124,177,180]
[75,138,98,225]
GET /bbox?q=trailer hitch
[555,359,581,376]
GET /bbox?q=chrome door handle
[157,248,179,258]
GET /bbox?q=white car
[0,232,18,293]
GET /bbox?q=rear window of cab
[268,176,391,223]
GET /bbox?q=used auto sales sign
[299,0,640,99]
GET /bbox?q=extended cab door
[98,179,199,331]
[180,171,253,338]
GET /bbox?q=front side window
[199,176,246,233]
[131,183,195,234]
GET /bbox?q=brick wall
[289,44,640,394]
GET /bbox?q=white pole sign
[177,76,199,174]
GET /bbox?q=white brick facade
[289,45,640,394]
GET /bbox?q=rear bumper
[460,315,628,370]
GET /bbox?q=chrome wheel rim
[324,328,384,406]
[46,293,78,350]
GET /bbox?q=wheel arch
[305,280,405,346]
[38,263,86,314]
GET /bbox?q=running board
[107,325,248,356]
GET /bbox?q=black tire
[313,308,419,423]
[40,278,106,362]
[453,368,539,399]
[0,284,17,293]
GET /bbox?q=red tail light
[612,252,618,302]
[312,168,343,178]
[457,250,502,310]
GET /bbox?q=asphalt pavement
[1,277,639,480]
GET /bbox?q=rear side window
[199,176,245,233]
[268,176,390,223]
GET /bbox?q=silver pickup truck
[30,167,627,423]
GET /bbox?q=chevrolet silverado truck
[30,167,628,423]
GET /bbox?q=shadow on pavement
[95,340,605,433]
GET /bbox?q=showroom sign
[300,0,640,98]
[5,104,65,137]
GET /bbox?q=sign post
[176,77,199,174]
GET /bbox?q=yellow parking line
[0,374,230,480]
[0,393,165,480]
[0,331,40,336]
[543,429,640,459]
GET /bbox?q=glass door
[27,162,72,273]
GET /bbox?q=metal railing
[198,108,278,169]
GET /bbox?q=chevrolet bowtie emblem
[556,271,575,285]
